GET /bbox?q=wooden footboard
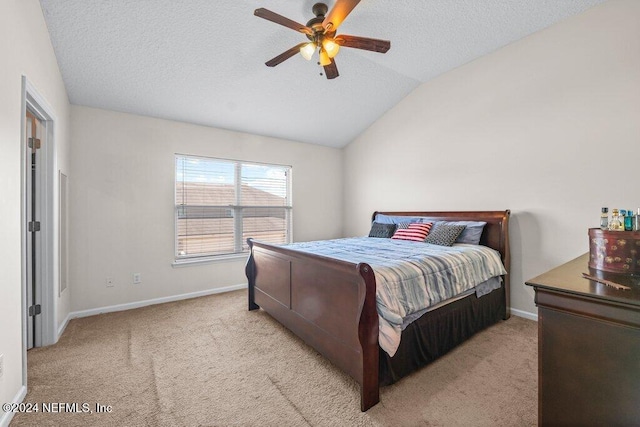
[246,210,510,411]
[245,239,380,411]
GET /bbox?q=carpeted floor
[12,290,537,426]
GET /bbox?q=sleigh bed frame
[246,210,510,411]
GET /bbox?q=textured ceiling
[39,0,605,148]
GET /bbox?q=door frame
[20,76,58,382]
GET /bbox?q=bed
[245,210,510,411]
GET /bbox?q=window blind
[175,155,291,259]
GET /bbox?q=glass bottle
[635,208,640,232]
[625,209,634,231]
[600,207,609,230]
[609,209,623,231]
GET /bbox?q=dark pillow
[431,221,487,245]
[368,222,397,238]
[424,223,466,246]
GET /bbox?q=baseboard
[0,385,27,427]
[68,283,248,320]
[57,312,72,340]
[511,308,538,321]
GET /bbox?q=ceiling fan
[254,0,390,79]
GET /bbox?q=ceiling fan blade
[335,34,390,53]
[254,8,313,35]
[265,43,307,67]
[322,0,361,32]
[323,58,339,80]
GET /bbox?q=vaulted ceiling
[39,0,605,147]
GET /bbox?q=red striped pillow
[391,222,433,242]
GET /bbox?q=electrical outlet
[133,273,141,284]
[0,353,4,378]
[106,277,114,288]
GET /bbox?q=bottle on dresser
[635,208,640,231]
[600,207,609,230]
[609,209,623,231]
[625,209,634,231]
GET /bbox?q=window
[175,155,292,260]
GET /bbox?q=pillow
[368,222,397,238]
[374,213,428,225]
[447,221,487,245]
[391,222,433,242]
[424,223,466,246]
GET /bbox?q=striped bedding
[284,237,507,356]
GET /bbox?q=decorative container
[589,228,640,275]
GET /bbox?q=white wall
[69,106,343,312]
[343,0,640,317]
[0,0,71,420]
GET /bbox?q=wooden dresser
[526,253,640,426]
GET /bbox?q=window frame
[173,154,292,264]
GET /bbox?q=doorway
[25,110,44,349]
[21,76,58,364]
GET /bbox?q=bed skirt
[379,285,506,386]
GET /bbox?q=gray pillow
[424,223,466,246]
[374,213,428,225]
[433,221,487,245]
[368,222,397,238]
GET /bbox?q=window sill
[172,252,249,268]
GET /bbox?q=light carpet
[12,290,537,426]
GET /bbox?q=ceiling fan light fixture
[322,39,340,58]
[300,42,316,61]
[255,2,390,79]
[319,49,331,66]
